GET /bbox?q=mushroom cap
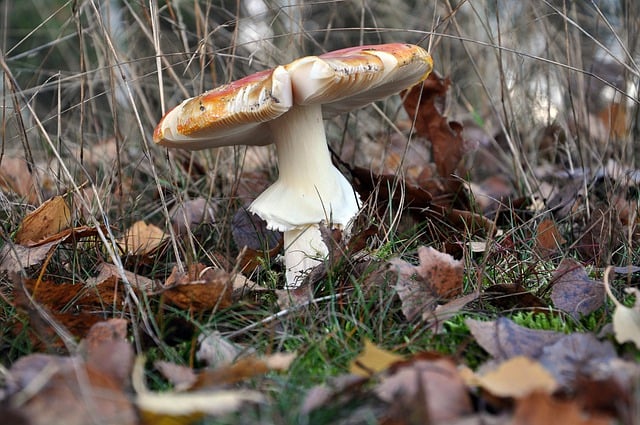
[153,43,433,149]
[153,66,293,149]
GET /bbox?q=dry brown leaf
[161,264,233,312]
[349,340,404,377]
[463,356,558,398]
[0,157,37,202]
[5,320,136,425]
[466,317,564,361]
[170,197,216,236]
[154,360,198,391]
[550,259,604,319]
[85,262,157,292]
[535,219,566,257]
[192,353,296,390]
[118,220,166,256]
[402,72,468,194]
[196,331,244,369]
[14,196,71,246]
[538,333,617,388]
[0,240,59,274]
[376,358,473,423]
[391,246,463,321]
[512,392,611,425]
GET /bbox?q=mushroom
[154,43,433,288]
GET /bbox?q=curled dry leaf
[402,72,468,194]
[550,258,604,319]
[604,268,640,348]
[391,246,464,321]
[14,196,71,246]
[462,356,558,398]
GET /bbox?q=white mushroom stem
[283,224,328,286]
[248,103,360,288]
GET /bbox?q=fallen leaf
[300,375,368,415]
[137,390,264,424]
[118,220,166,256]
[349,340,404,377]
[170,197,216,236]
[466,317,564,360]
[155,361,198,391]
[161,264,233,312]
[550,259,604,319]
[604,267,640,348]
[85,262,157,292]
[192,353,296,390]
[512,392,611,425]
[402,72,468,192]
[0,157,37,202]
[535,219,566,257]
[463,356,558,398]
[390,246,464,321]
[232,207,282,252]
[14,196,71,246]
[425,292,480,333]
[5,321,136,425]
[0,240,59,274]
[538,333,616,388]
[376,358,473,422]
[132,356,268,424]
[196,331,245,369]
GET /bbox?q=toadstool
[154,43,433,288]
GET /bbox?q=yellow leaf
[464,356,558,398]
[349,340,404,377]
